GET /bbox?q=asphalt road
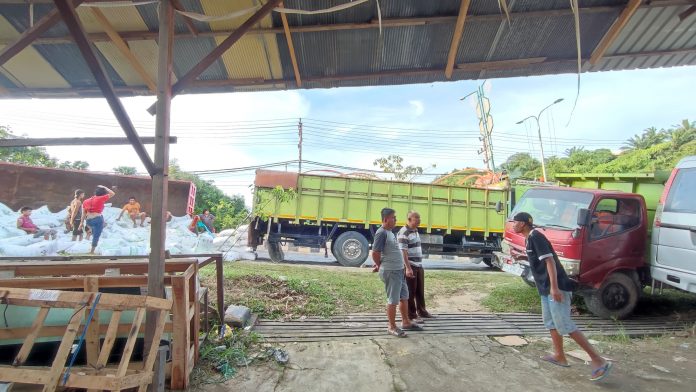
[254,249,492,271]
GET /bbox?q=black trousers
[406,264,427,318]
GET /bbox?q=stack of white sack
[0,202,257,260]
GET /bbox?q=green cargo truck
[249,170,509,267]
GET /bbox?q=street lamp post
[516,98,564,182]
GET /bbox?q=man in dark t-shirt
[513,212,612,381]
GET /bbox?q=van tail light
[655,168,679,228]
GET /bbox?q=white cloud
[409,100,424,117]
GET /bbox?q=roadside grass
[200,261,696,319]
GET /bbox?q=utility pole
[298,118,303,173]
[516,98,564,182]
[461,82,495,171]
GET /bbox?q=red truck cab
[494,187,649,319]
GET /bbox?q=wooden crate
[0,260,205,390]
[0,287,171,391]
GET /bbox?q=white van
[651,155,696,292]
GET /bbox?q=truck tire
[333,231,369,267]
[268,242,285,263]
[584,272,639,320]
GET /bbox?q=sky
[1,65,695,206]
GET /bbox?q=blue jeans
[85,215,104,248]
[541,290,578,335]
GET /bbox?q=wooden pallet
[0,260,206,389]
[0,287,171,392]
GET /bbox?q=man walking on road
[372,208,423,337]
[398,211,433,322]
[512,212,612,381]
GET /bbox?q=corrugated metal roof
[0,0,694,97]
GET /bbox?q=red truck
[493,172,670,319]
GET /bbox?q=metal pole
[146,0,173,379]
[298,118,303,173]
[534,115,547,182]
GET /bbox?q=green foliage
[113,166,137,175]
[169,159,248,230]
[501,119,695,181]
[253,186,297,221]
[373,154,435,181]
[0,126,89,170]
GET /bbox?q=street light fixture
[515,98,564,182]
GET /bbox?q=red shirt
[83,194,111,213]
[18,215,37,230]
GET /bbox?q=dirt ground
[201,333,696,392]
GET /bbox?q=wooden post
[84,276,101,368]
[146,0,173,380]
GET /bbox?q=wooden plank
[0,136,176,148]
[89,7,157,92]
[147,0,284,114]
[96,310,122,369]
[12,307,50,366]
[0,319,175,340]
[84,277,100,369]
[189,263,200,362]
[41,304,86,392]
[52,0,156,175]
[589,0,642,65]
[0,0,85,66]
[279,3,302,87]
[170,276,190,389]
[445,0,471,79]
[2,288,172,311]
[116,307,147,377]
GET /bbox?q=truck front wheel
[584,272,639,320]
[333,231,369,267]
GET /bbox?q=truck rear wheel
[584,272,639,320]
[333,231,369,267]
[268,242,285,263]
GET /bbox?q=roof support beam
[445,0,471,79]
[52,0,156,176]
[89,7,157,92]
[0,137,177,147]
[170,0,199,36]
[0,0,85,67]
[4,48,695,97]
[589,0,642,65]
[147,0,283,115]
[279,2,302,87]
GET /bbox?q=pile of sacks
[0,202,256,261]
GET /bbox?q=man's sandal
[590,362,613,381]
[387,328,406,337]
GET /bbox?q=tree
[0,125,89,170]
[621,127,667,151]
[668,119,695,149]
[500,153,541,179]
[373,154,435,181]
[113,166,138,175]
[0,126,59,167]
[169,159,248,230]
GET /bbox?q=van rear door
[655,165,696,274]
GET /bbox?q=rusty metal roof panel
[274,0,375,26]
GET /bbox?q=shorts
[379,268,409,305]
[541,290,578,335]
[72,219,83,236]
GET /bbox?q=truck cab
[495,187,649,319]
[651,155,696,293]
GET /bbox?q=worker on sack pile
[117,196,148,228]
[67,189,86,241]
[80,185,116,254]
[17,206,57,240]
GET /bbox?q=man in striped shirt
[397,210,433,321]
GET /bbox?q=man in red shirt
[17,206,57,240]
